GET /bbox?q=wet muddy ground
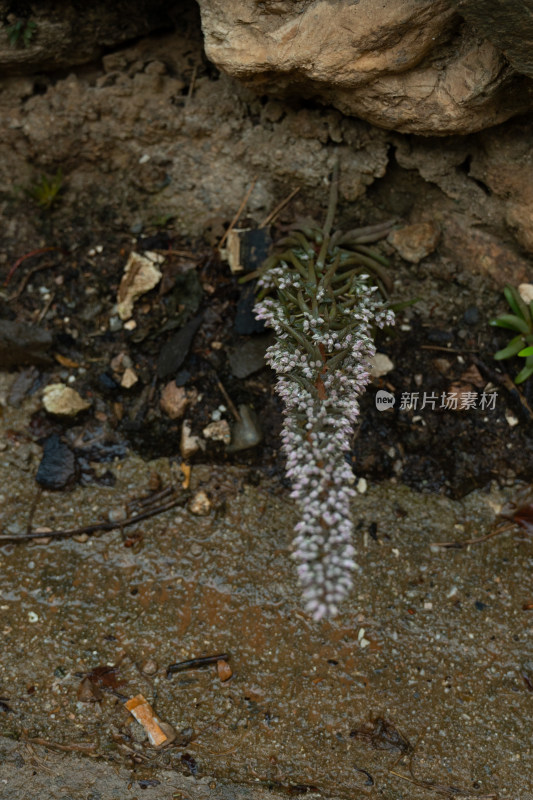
[0,401,533,798]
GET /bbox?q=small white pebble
[356,477,367,494]
[358,627,365,641]
[505,410,519,427]
[96,245,103,254]
[447,586,458,598]
[28,611,39,623]
[139,153,150,164]
[423,601,433,610]
[392,548,400,557]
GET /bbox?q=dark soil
[2,209,531,502]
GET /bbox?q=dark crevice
[457,155,492,195]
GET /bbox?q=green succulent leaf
[494,335,526,360]
[515,358,533,384]
[490,314,531,334]
[505,285,532,323]
[518,346,533,357]
[389,296,421,312]
[503,285,524,318]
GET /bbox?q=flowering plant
[245,169,395,619]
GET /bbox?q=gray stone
[0,320,52,368]
[228,335,274,379]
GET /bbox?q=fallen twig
[0,491,187,544]
[431,522,515,549]
[215,377,241,422]
[154,249,197,259]
[390,769,498,799]
[471,355,533,422]
[4,247,58,287]
[218,178,258,249]
[27,737,96,753]
[259,187,300,229]
[190,729,251,757]
[8,260,56,300]
[166,653,229,677]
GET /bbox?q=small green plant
[490,285,533,384]
[6,19,37,48]
[26,169,63,211]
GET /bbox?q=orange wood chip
[125,694,168,746]
[55,353,80,368]
[180,462,191,489]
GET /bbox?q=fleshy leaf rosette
[248,177,395,619]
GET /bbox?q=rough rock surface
[197,0,533,135]
[452,0,533,79]
[470,120,533,253]
[0,0,174,75]
[392,129,533,283]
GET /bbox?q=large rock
[197,0,533,135]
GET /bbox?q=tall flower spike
[247,164,395,620]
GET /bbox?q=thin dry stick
[154,249,197,259]
[190,729,251,757]
[431,522,515,549]
[4,246,57,287]
[420,345,480,354]
[216,378,241,422]
[8,260,56,300]
[259,187,300,228]
[0,492,187,544]
[185,64,198,104]
[218,178,258,249]
[390,769,498,799]
[36,291,55,324]
[27,737,96,753]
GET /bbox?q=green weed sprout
[26,169,63,211]
[490,285,533,384]
[6,19,37,48]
